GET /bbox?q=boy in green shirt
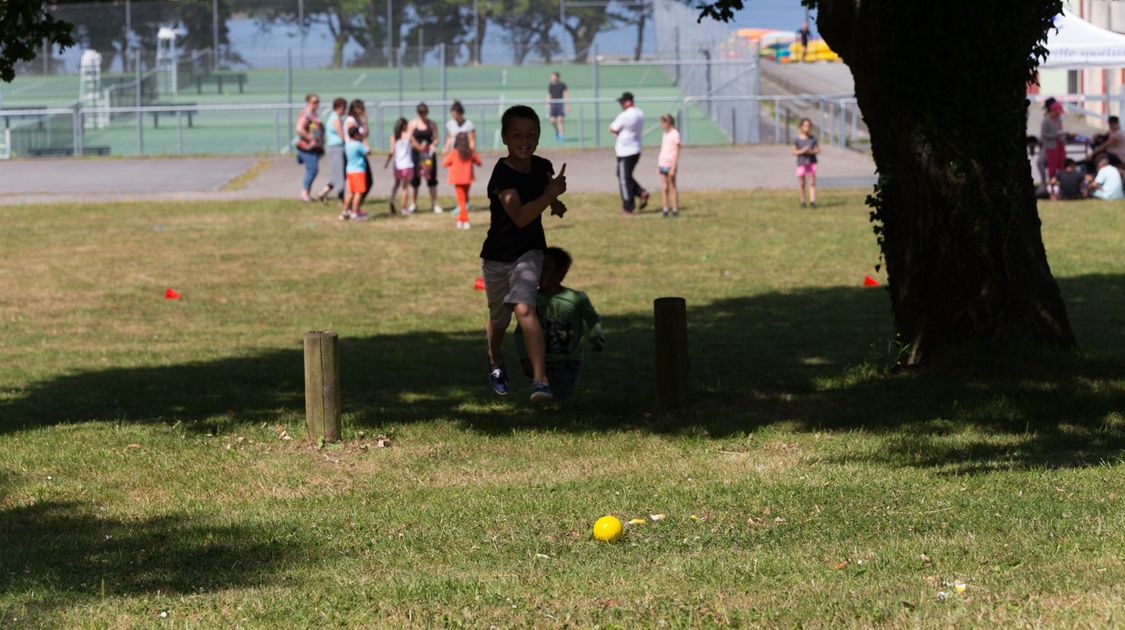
[516,247,604,400]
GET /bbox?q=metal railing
[0,94,864,159]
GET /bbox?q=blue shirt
[325,111,344,147]
[345,140,367,174]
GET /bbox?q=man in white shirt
[1088,155,1125,200]
[608,92,649,214]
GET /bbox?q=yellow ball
[593,515,623,542]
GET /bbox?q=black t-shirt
[548,82,567,101]
[480,156,553,262]
[1057,170,1085,199]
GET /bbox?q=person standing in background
[294,93,323,202]
[547,72,570,144]
[608,91,648,215]
[318,97,348,209]
[443,100,476,153]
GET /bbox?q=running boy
[443,132,483,230]
[481,105,568,402]
[515,247,604,401]
[793,117,819,208]
[343,126,371,220]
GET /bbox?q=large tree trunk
[817,0,1075,364]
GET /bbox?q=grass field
[1,190,1123,627]
[1,63,732,156]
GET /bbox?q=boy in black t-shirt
[481,105,569,403]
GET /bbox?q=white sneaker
[455,220,464,229]
[461,222,471,230]
[405,204,416,214]
[433,204,444,214]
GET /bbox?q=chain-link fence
[652,0,761,143]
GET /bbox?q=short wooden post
[654,297,689,409]
[304,331,341,442]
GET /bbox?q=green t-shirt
[516,287,604,363]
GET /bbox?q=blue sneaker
[530,381,554,403]
[489,365,510,396]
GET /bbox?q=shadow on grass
[0,500,290,612]
[1,275,1122,471]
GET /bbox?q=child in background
[443,132,483,230]
[516,247,604,401]
[480,105,569,403]
[1050,158,1086,200]
[343,126,371,221]
[657,113,681,217]
[384,117,415,214]
[792,117,819,208]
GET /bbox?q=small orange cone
[863,275,880,287]
[473,277,485,291]
[165,288,182,300]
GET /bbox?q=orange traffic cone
[863,275,880,287]
[165,288,182,300]
[473,277,485,291]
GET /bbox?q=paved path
[0,145,876,206]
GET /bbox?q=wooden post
[654,297,689,409]
[304,331,341,442]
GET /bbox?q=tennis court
[1,63,733,157]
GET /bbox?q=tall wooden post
[304,331,341,442]
[654,297,689,409]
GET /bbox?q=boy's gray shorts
[481,249,543,328]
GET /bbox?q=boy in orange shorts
[343,126,371,220]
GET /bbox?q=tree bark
[816,0,1074,363]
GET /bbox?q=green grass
[1,190,1123,627]
[2,63,731,156]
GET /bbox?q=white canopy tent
[1041,8,1125,69]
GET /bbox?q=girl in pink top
[657,114,681,217]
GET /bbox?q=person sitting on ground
[1092,115,1125,167]
[1051,158,1087,201]
[516,247,604,401]
[1086,155,1124,201]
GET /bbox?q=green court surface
[2,64,731,157]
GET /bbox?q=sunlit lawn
[1,190,1122,627]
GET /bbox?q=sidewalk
[0,145,876,206]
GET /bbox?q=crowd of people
[1035,96,1125,201]
[292,68,841,225]
[295,93,485,222]
[292,76,695,224]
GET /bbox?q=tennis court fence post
[439,43,447,102]
[135,50,144,156]
[593,45,600,147]
[73,103,82,157]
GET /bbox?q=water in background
[43,0,810,71]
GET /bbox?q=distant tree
[696,0,1075,364]
[559,2,619,63]
[1,0,75,81]
[248,0,366,69]
[402,0,476,66]
[493,0,558,64]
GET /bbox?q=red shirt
[443,151,482,186]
